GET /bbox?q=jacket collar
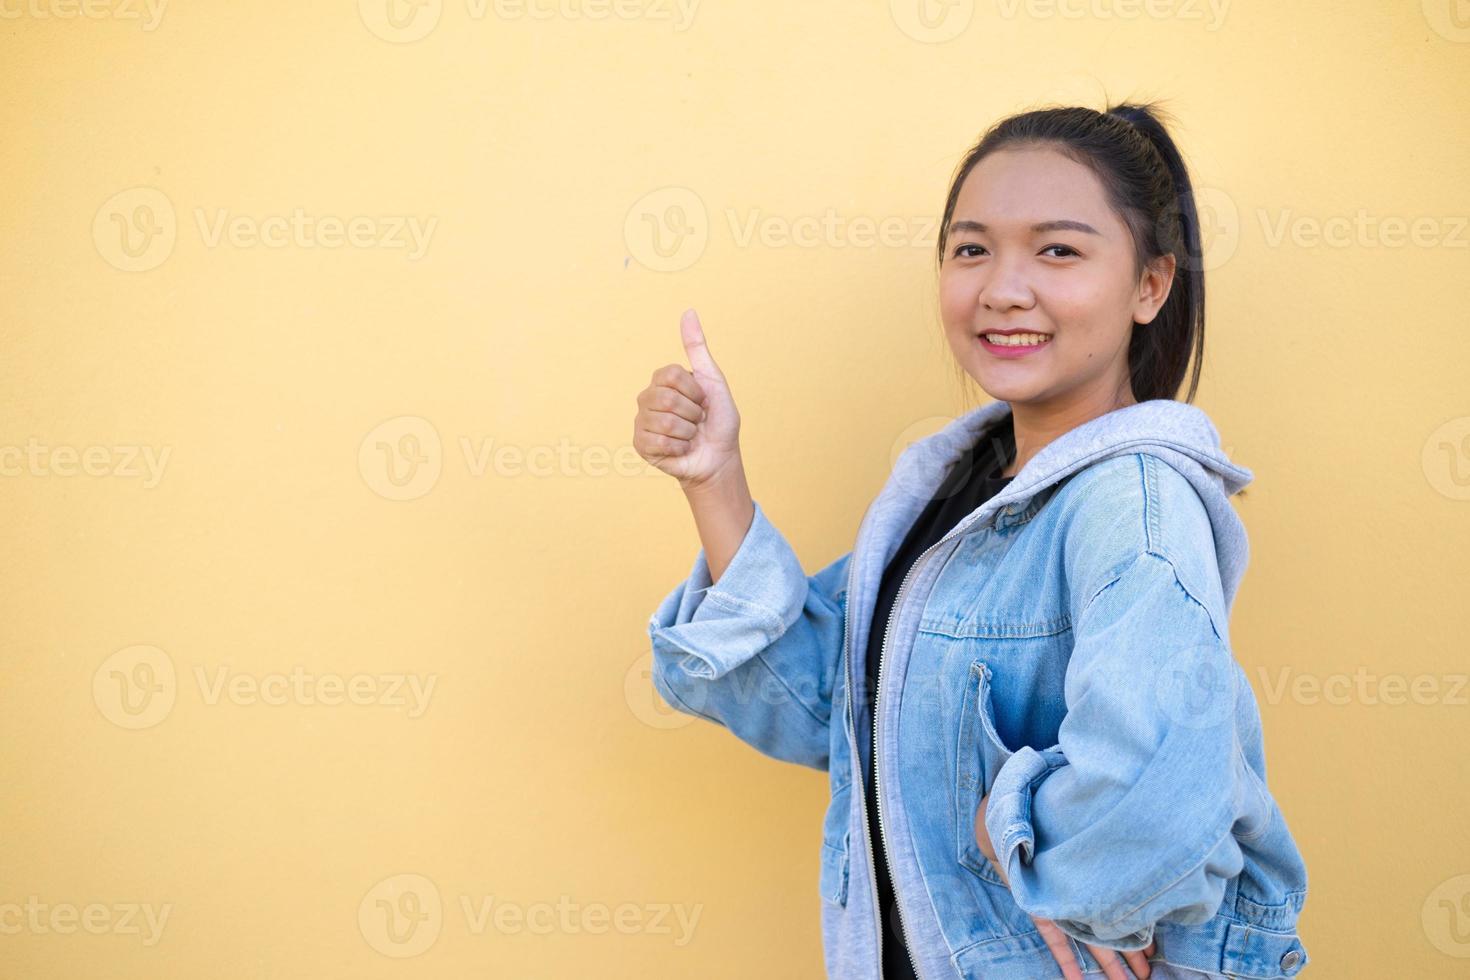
[869,398,1255,606]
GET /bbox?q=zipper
[872,543,930,979]
[847,494,1017,980]
[842,501,888,980]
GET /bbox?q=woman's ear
[1132,252,1178,325]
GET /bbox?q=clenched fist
[633,309,744,492]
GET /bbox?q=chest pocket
[919,527,1073,735]
[919,523,1070,635]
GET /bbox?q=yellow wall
[2,1,1467,976]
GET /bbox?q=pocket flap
[955,660,1016,886]
[819,838,850,907]
[1223,920,1308,978]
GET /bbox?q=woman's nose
[980,259,1036,312]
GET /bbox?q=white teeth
[983,333,1051,347]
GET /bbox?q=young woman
[635,103,1309,980]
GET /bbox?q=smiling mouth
[979,332,1052,347]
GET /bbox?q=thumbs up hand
[634,309,744,491]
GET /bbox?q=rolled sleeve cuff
[647,499,808,680]
[985,744,1155,950]
[985,744,1065,875]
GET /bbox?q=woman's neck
[998,389,1138,479]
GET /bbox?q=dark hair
[937,100,1206,405]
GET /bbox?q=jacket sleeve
[983,549,1268,948]
[647,499,849,772]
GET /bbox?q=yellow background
[2,0,1468,976]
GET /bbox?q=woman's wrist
[976,793,1009,886]
[680,461,754,586]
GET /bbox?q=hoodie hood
[867,398,1254,611]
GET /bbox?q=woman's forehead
[955,149,1117,232]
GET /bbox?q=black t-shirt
[860,412,1016,979]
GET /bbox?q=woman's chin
[968,370,1045,405]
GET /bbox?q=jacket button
[1280,949,1301,970]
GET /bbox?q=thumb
[680,308,725,383]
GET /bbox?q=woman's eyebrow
[949,218,1102,235]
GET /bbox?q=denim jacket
[647,399,1310,980]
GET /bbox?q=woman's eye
[951,243,1078,259]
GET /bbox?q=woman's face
[939,145,1175,413]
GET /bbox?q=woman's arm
[682,460,755,586]
[639,310,850,771]
[647,493,850,771]
[636,310,843,768]
[981,547,1269,947]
